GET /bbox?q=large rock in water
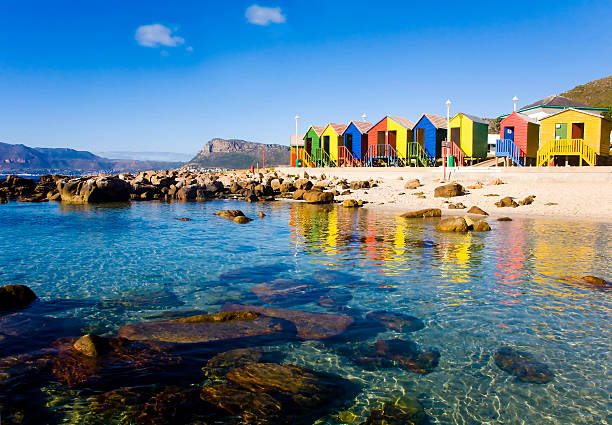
[117,311,290,343]
[251,278,328,306]
[434,182,464,198]
[365,311,424,332]
[0,284,37,310]
[222,304,354,340]
[399,208,441,218]
[494,347,554,383]
[57,176,132,203]
[302,190,334,204]
[435,216,469,232]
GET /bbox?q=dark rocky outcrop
[57,176,132,203]
[494,347,554,383]
[0,284,37,311]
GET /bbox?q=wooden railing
[495,139,526,167]
[337,146,361,167]
[406,142,434,167]
[363,144,405,167]
[312,148,336,167]
[536,139,595,166]
[298,148,314,167]
[444,140,465,166]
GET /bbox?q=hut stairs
[337,146,361,167]
[536,139,595,166]
[364,144,405,167]
[495,139,526,167]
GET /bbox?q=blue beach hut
[413,114,447,159]
[342,121,372,164]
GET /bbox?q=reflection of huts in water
[436,235,474,284]
[493,223,527,302]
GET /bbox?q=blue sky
[1,0,611,154]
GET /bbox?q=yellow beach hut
[537,108,611,166]
[386,116,415,165]
[449,113,489,159]
[321,123,348,166]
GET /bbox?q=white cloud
[245,5,286,26]
[135,24,185,48]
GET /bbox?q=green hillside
[562,75,612,118]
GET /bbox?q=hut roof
[521,95,593,110]
[306,125,326,137]
[389,116,415,130]
[461,113,489,125]
[327,123,348,135]
[540,107,608,121]
[345,121,373,134]
[420,113,447,129]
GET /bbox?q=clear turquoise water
[1,200,611,424]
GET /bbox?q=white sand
[277,167,612,222]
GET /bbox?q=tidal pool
[0,200,610,424]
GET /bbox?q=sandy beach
[276,166,612,222]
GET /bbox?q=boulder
[234,216,253,224]
[0,284,37,310]
[435,216,469,232]
[399,209,441,218]
[292,189,306,200]
[434,182,464,198]
[349,181,370,190]
[176,217,192,221]
[57,176,132,203]
[467,206,488,215]
[229,182,243,194]
[403,179,421,190]
[222,304,354,340]
[487,178,504,185]
[582,276,609,286]
[206,181,224,193]
[258,212,266,218]
[448,202,466,209]
[117,311,288,343]
[279,182,296,193]
[494,347,554,383]
[176,185,198,202]
[472,221,491,232]
[73,334,112,357]
[519,195,536,206]
[343,199,359,208]
[294,179,313,190]
[303,190,334,204]
[497,217,512,221]
[495,197,518,208]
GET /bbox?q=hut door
[451,127,461,145]
[388,131,397,150]
[345,134,353,152]
[555,123,567,140]
[571,123,584,139]
[377,131,385,145]
[504,127,514,141]
[416,129,425,147]
[306,138,312,154]
[323,135,330,153]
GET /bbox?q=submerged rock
[362,396,428,425]
[399,208,441,218]
[252,278,327,306]
[365,311,424,332]
[582,276,609,286]
[203,348,264,379]
[0,284,37,311]
[494,347,554,383]
[117,311,290,343]
[222,304,354,340]
[303,190,334,204]
[374,339,440,374]
[73,334,112,357]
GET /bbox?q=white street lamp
[362,113,367,122]
[295,115,300,167]
[513,96,519,112]
[444,99,451,181]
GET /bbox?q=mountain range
[0,142,181,175]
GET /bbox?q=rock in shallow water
[117,310,291,343]
[0,284,37,311]
[582,275,609,286]
[399,208,441,218]
[362,396,428,425]
[494,347,554,383]
[435,216,469,232]
[365,311,424,332]
[222,303,354,340]
[251,278,327,306]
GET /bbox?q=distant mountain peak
[186,138,290,169]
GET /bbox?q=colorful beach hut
[537,108,611,166]
[496,112,539,166]
[342,121,371,166]
[449,113,489,159]
[413,114,447,160]
[303,125,325,166]
[320,123,348,167]
[365,116,419,166]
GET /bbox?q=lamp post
[444,99,451,181]
[362,113,367,122]
[295,115,299,167]
[513,96,519,112]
